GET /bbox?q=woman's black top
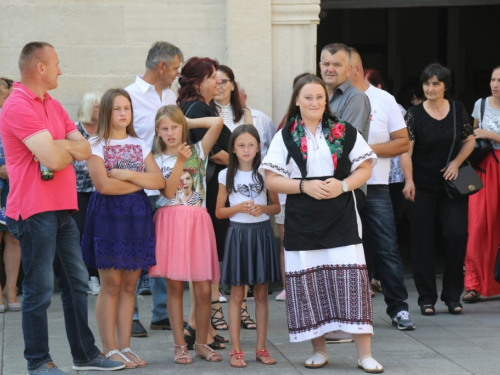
[405,101,473,192]
[182,100,232,259]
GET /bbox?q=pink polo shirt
[0,83,78,219]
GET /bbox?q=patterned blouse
[72,122,95,193]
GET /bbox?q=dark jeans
[6,211,100,371]
[361,185,409,317]
[133,195,168,322]
[73,191,98,278]
[404,190,468,306]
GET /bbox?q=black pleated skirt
[220,220,281,286]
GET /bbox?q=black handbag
[468,98,496,169]
[443,102,484,198]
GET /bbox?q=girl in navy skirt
[81,89,165,368]
[215,125,281,368]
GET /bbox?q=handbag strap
[446,101,456,166]
[480,98,486,128]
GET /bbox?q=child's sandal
[256,348,277,365]
[173,344,192,365]
[229,350,247,368]
[105,349,137,369]
[194,342,222,362]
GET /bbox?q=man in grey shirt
[320,43,371,142]
[318,42,371,344]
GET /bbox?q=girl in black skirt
[215,125,281,368]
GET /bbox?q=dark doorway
[317,4,500,113]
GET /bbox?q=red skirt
[465,150,500,297]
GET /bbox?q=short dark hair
[321,43,351,62]
[177,57,219,106]
[420,63,451,90]
[19,41,54,71]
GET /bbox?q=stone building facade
[0,0,321,125]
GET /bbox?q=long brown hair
[284,74,333,124]
[225,125,263,195]
[153,105,188,156]
[211,65,244,123]
[93,89,137,145]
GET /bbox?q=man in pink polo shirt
[0,42,124,374]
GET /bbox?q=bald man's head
[348,47,368,91]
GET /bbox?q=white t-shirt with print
[472,97,500,149]
[218,168,269,223]
[364,85,406,185]
[155,141,207,208]
[90,136,149,172]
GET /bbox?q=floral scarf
[289,114,347,170]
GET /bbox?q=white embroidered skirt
[284,243,373,342]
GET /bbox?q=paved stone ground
[2,278,500,375]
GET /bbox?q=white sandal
[105,349,137,369]
[121,347,146,367]
[358,356,384,373]
[304,351,328,369]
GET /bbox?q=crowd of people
[0,39,499,375]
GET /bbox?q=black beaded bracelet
[299,179,305,194]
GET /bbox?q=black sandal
[213,334,229,343]
[240,303,257,330]
[445,302,462,315]
[462,290,480,303]
[420,304,435,316]
[183,324,196,350]
[211,301,228,330]
[184,324,227,350]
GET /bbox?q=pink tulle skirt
[149,205,220,282]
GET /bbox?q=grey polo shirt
[329,79,371,142]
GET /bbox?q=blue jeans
[133,194,168,323]
[133,276,168,322]
[361,185,409,317]
[7,211,100,371]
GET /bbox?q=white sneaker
[218,290,227,303]
[275,290,286,301]
[88,276,100,295]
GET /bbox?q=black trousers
[404,189,468,306]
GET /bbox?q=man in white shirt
[125,41,183,337]
[349,47,415,331]
[237,82,276,158]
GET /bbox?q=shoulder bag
[468,98,495,169]
[443,102,484,198]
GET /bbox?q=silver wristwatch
[341,180,349,193]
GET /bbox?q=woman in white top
[464,65,500,302]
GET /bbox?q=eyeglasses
[218,79,233,87]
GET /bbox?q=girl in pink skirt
[148,105,223,364]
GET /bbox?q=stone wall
[0,0,319,124]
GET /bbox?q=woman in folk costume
[259,74,383,373]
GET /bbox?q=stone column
[226,0,273,116]
[271,0,321,125]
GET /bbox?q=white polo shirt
[125,75,177,149]
[248,107,276,158]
